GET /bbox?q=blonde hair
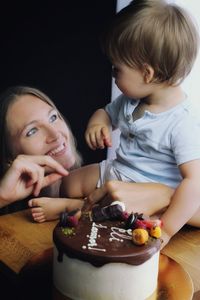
[103,0,199,85]
[0,86,82,177]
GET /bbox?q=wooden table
[162,225,200,299]
[0,209,57,299]
[0,209,200,299]
[0,209,57,274]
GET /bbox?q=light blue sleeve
[171,116,200,165]
[105,94,125,128]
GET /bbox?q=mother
[0,86,84,221]
[0,85,176,225]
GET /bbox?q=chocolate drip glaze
[53,215,161,267]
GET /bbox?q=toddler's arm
[161,159,200,248]
[85,108,112,150]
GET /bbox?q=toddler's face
[112,62,153,99]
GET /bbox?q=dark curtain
[0,0,116,214]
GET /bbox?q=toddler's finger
[87,133,98,150]
[101,127,112,147]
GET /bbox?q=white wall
[107,0,131,159]
[174,1,200,116]
[108,0,200,159]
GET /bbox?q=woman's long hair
[0,86,82,177]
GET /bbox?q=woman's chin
[62,157,76,171]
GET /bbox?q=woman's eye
[26,128,37,137]
[49,113,58,123]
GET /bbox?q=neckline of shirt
[130,95,190,118]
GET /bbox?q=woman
[0,85,175,227]
[0,86,84,221]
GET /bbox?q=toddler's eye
[26,127,37,137]
[49,113,58,123]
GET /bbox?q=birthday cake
[53,203,162,300]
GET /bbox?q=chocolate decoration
[53,214,161,267]
[125,213,137,229]
[59,212,68,227]
[92,204,123,222]
[59,209,80,227]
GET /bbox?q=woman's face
[6,94,76,170]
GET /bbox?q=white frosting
[53,220,160,300]
[53,247,159,300]
[109,226,132,242]
[111,201,126,211]
[82,222,107,252]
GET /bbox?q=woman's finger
[16,154,68,175]
[42,173,64,189]
[31,166,45,197]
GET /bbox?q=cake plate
[155,254,194,300]
[53,254,194,300]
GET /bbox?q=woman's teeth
[48,144,65,156]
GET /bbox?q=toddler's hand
[85,125,112,150]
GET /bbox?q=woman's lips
[47,143,67,157]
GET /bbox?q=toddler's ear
[142,64,154,83]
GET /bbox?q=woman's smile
[46,142,67,157]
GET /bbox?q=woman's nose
[46,125,60,143]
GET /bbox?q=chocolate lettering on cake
[82,222,132,252]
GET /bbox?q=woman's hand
[0,154,68,208]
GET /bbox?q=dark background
[0,0,116,215]
[0,0,116,165]
[0,1,116,298]
[0,0,115,300]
